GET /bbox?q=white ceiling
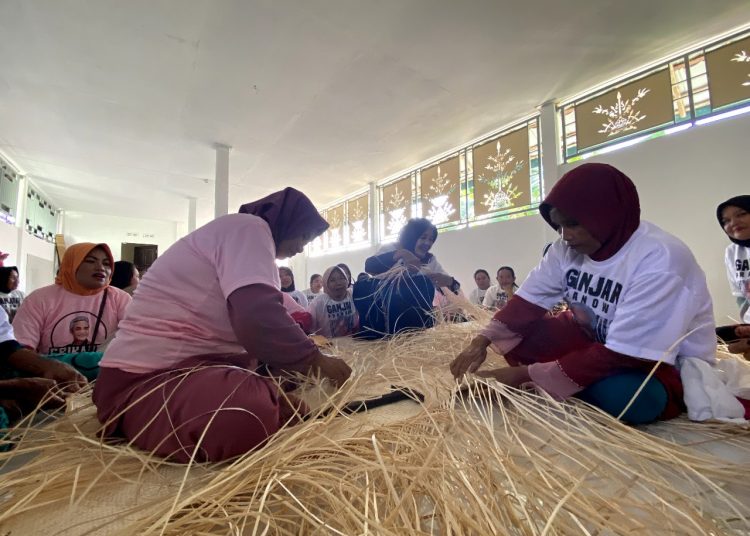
[1,0,749,224]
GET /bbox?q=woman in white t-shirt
[279,267,308,307]
[303,273,323,304]
[308,266,359,338]
[716,195,750,358]
[468,269,491,306]
[0,266,25,322]
[482,266,518,310]
[451,163,722,424]
[94,188,351,463]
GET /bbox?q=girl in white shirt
[716,195,750,358]
[482,266,518,310]
[302,273,323,303]
[308,266,359,338]
[0,267,24,322]
[468,269,491,306]
[451,163,719,424]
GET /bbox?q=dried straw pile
[1,313,749,535]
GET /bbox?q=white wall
[63,211,181,261]
[301,113,750,323]
[0,220,20,266]
[0,220,56,292]
[559,114,750,324]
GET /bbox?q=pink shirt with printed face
[12,285,131,355]
[101,214,282,374]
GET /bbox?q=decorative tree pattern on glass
[472,127,531,217]
[427,166,456,223]
[705,36,750,110]
[309,212,326,253]
[386,186,408,235]
[476,140,525,212]
[421,156,460,225]
[574,70,672,151]
[326,205,344,248]
[381,177,412,238]
[347,194,369,244]
[731,50,750,86]
[592,88,650,137]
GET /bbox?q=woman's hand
[1,378,66,409]
[393,249,421,271]
[309,352,352,387]
[40,361,88,393]
[450,335,490,378]
[8,349,88,393]
[727,337,750,359]
[427,273,454,288]
[474,366,531,388]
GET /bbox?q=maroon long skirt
[93,355,282,463]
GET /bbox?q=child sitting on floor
[308,266,359,338]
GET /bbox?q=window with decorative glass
[418,155,462,227]
[325,203,345,250]
[26,186,57,242]
[346,193,369,245]
[0,158,19,225]
[561,30,750,161]
[468,119,542,226]
[379,174,414,242]
[308,190,371,256]
[700,33,750,114]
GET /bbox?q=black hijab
[0,266,18,294]
[398,218,438,262]
[717,195,750,247]
[279,266,296,292]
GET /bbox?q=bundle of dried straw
[0,307,748,535]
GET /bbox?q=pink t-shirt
[12,285,131,355]
[101,214,282,373]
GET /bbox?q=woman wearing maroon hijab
[451,163,718,424]
[95,188,351,463]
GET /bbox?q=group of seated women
[0,162,748,463]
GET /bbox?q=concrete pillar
[539,100,561,194]
[539,100,562,244]
[368,181,379,245]
[214,144,231,218]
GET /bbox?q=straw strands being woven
[0,314,749,535]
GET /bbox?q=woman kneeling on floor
[451,163,717,425]
[94,188,351,463]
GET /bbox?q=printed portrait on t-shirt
[48,311,109,354]
[69,315,90,344]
